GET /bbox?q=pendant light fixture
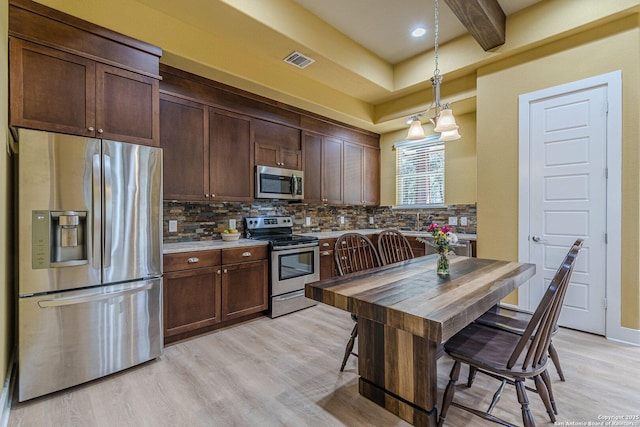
[406,0,460,141]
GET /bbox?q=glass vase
[437,253,450,277]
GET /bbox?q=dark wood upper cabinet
[323,137,344,205]
[363,146,381,206]
[343,142,364,205]
[343,141,380,206]
[157,66,380,205]
[160,94,209,201]
[160,95,253,202]
[9,39,96,137]
[8,0,161,146]
[303,132,343,204]
[96,64,159,146]
[303,133,322,202]
[254,119,302,170]
[209,109,254,201]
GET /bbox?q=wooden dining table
[305,254,536,427]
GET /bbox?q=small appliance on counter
[15,129,163,401]
[245,216,319,317]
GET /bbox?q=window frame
[394,134,445,208]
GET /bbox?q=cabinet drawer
[163,250,221,272]
[222,246,268,264]
[319,238,336,251]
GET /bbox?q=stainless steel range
[245,216,319,317]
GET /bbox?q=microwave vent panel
[283,51,315,69]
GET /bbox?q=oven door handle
[272,242,319,251]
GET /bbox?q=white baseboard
[0,351,15,427]
[607,325,640,347]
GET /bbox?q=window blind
[395,139,445,206]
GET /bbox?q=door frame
[517,70,632,343]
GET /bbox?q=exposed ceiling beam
[444,0,506,51]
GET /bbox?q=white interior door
[525,86,607,335]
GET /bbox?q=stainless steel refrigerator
[16,129,163,401]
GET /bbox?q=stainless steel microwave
[255,165,304,200]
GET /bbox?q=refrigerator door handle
[103,154,112,268]
[37,282,155,308]
[92,154,101,270]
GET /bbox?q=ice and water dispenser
[32,210,88,268]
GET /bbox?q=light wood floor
[9,304,640,426]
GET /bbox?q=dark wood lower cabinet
[221,260,268,321]
[319,238,337,280]
[163,267,221,338]
[163,246,268,344]
[405,236,426,257]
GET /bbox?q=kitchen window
[395,135,444,207]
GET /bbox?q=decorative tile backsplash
[163,202,477,243]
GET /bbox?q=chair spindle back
[506,239,583,371]
[377,229,415,265]
[334,233,382,276]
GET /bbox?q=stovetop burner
[244,216,318,247]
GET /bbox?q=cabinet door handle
[88,126,95,132]
[217,269,221,274]
[242,252,252,257]
[322,251,330,256]
[211,194,215,198]
[223,269,228,273]
[97,128,104,134]
[322,243,330,247]
[205,194,209,198]
[187,257,199,264]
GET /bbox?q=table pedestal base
[358,317,439,427]
[359,378,438,427]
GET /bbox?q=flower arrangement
[419,223,458,254]
[418,223,458,276]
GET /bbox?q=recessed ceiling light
[411,27,426,38]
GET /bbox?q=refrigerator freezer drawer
[18,278,163,401]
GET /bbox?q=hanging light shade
[404,0,460,141]
[433,107,459,132]
[438,128,461,141]
[406,118,426,140]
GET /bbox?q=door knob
[531,235,547,243]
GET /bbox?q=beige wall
[476,16,640,327]
[1,0,12,387]
[379,111,477,206]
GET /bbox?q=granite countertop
[163,230,476,254]
[163,239,269,254]
[302,229,477,241]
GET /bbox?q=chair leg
[515,379,535,427]
[541,369,558,415]
[533,375,556,423]
[487,379,507,415]
[438,361,461,427]
[340,321,358,372]
[467,366,478,387]
[548,340,565,381]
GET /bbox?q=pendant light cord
[433,0,440,79]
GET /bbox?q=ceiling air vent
[283,51,315,69]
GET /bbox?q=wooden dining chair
[334,233,382,371]
[468,239,584,393]
[377,229,415,265]
[438,241,582,427]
